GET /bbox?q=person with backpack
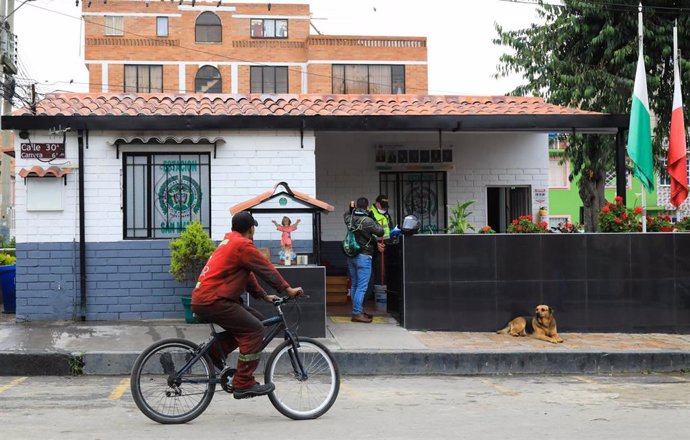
[344,197,384,323]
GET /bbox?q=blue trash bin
[0,264,16,313]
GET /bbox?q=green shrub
[169,222,216,283]
[0,253,16,266]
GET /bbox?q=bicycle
[130,295,340,424]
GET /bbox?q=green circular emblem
[157,175,202,215]
[279,197,288,206]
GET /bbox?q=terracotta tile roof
[18,166,73,178]
[229,182,335,215]
[13,93,600,117]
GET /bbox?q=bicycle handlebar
[272,292,309,306]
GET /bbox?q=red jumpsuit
[191,231,289,389]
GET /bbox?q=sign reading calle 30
[20,143,66,159]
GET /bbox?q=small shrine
[228,182,334,265]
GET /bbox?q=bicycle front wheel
[130,338,216,424]
[265,337,340,420]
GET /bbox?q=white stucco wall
[15,128,547,244]
[14,130,316,243]
[315,131,549,241]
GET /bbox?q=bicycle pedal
[219,368,237,393]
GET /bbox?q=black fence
[401,233,690,333]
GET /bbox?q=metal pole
[78,130,87,320]
[616,128,627,205]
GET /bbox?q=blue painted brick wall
[15,239,313,321]
[16,241,194,321]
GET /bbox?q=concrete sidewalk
[1,314,690,376]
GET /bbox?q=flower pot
[180,295,200,324]
[0,264,16,313]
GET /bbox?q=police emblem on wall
[157,175,202,215]
[155,174,203,234]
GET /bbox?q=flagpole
[640,3,647,233]
[675,20,680,223]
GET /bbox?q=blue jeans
[347,253,372,315]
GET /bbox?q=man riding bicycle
[191,211,303,399]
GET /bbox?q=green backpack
[342,217,361,257]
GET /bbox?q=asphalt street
[1,374,689,440]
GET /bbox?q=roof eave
[0,114,629,133]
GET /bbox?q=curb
[2,350,690,376]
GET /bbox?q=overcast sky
[12,0,541,99]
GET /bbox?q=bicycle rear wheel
[130,338,216,424]
[264,337,340,420]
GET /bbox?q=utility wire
[498,0,690,15]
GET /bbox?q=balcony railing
[86,38,179,47]
[308,36,426,48]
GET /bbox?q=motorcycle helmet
[401,215,420,236]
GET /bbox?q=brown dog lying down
[496,305,564,344]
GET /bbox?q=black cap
[375,194,389,209]
[232,211,258,233]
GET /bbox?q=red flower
[517,225,523,231]
[540,221,548,228]
[527,215,533,221]
[512,219,518,225]
[622,212,627,219]
[634,207,642,214]
[615,195,623,202]
[615,218,622,224]
[602,206,610,213]
[565,223,572,228]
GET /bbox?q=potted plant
[447,200,475,234]
[598,196,642,232]
[0,236,16,314]
[675,216,690,231]
[478,225,496,234]
[169,222,216,323]
[507,215,549,233]
[554,222,583,233]
[646,214,674,232]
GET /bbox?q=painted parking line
[479,378,520,397]
[0,377,27,394]
[108,378,130,400]
[339,382,365,400]
[574,376,597,385]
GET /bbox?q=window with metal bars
[379,172,447,233]
[195,65,222,93]
[123,153,211,239]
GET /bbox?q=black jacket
[344,209,384,256]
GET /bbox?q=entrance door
[487,186,531,232]
[379,172,447,233]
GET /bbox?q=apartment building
[83,0,428,95]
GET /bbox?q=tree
[494,0,687,231]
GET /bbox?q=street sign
[20,143,65,160]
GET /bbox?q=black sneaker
[233,382,275,400]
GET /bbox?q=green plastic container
[180,296,199,324]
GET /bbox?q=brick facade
[83,1,428,94]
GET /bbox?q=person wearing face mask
[370,195,393,240]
